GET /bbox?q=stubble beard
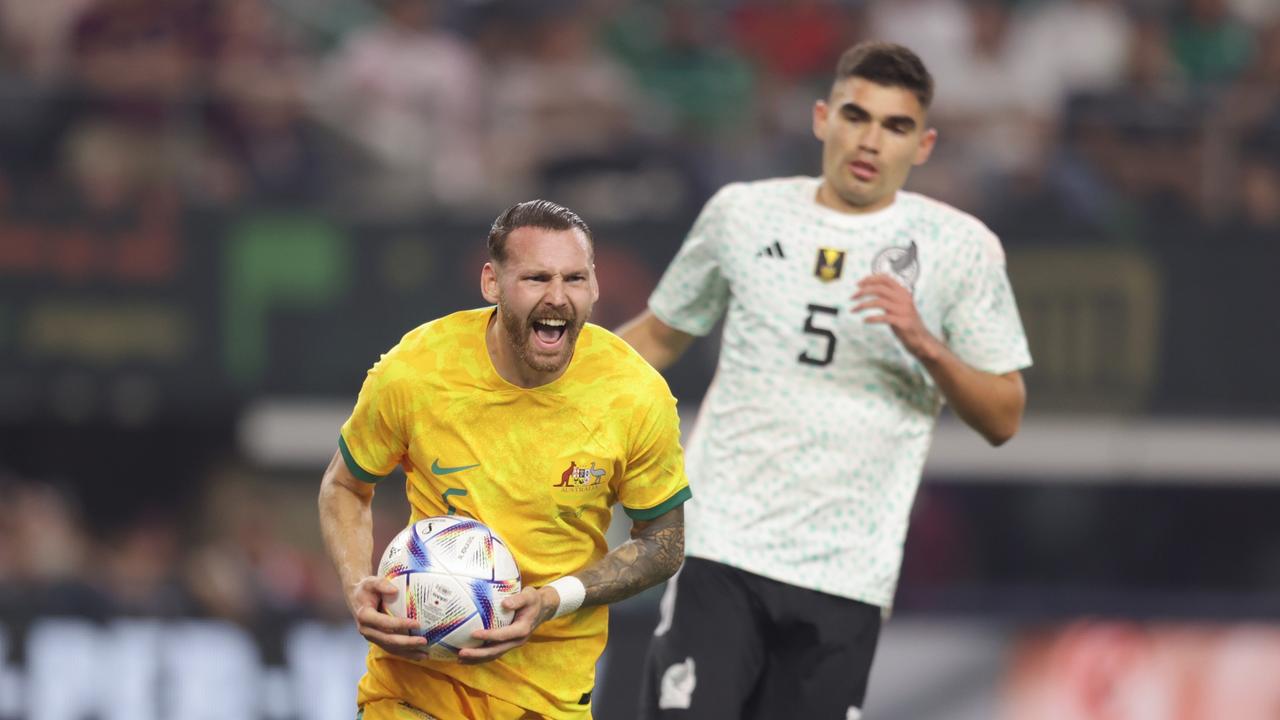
[498,301,587,374]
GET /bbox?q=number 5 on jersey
[798,304,838,366]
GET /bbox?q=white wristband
[546,576,586,619]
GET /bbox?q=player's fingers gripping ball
[378,516,522,661]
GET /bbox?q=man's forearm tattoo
[576,507,684,607]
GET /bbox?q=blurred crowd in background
[3,3,1280,709]
[0,0,1277,232]
[0,465,371,629]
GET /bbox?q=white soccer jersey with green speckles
[649,176,1032,607]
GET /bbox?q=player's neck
[485,311,570,389]
[815,182,898,215]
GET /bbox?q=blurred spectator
[0,0,95,82]
[1235,137,1280,236]
[601,1,756,193]
[0,479,87,586]
[1216,21,1280,136]
[0,477,103,619]
[1009,0,1132,113]
[50,115,185,288]
[315,0,486,214]
[205,0,341,205]
[61,0,214,211]
[487,6,640,201]
[186,472,334,623]
[0,6,70,185]
[605,2,755,141]
[730,0,852,84]
[867,0,971,82]
[68,0,206,125]
[1123,16,1189,96]
[913,0,1055,209]
[1045,18,1197,240]
[1229,0,1280,26]
[95,512,190,616]
[1170,0,1255,85]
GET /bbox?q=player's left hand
[853,274,942,361]
[458,586,558,664]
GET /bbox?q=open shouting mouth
[531,317,569,350]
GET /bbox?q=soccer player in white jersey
[618,41,1033,718]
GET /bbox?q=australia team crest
[555,461,606,490]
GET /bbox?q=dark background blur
[2,0,1279,718]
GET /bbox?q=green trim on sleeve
[338,434,389,483]
[624,486,692,521]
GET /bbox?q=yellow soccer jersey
[339,307,691,718]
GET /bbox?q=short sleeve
[647,187,734,336]
[338,353,409,483]
[942,228,1033,375]
[617,387,691,521]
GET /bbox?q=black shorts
[639,557,882,720]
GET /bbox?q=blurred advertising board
[3,615,1278,720]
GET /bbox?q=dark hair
[835,41,934,110]
[487,199,594,263]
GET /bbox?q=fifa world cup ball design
[378,516,522,660]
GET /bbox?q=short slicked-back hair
[834,41,934,110]
[487,199,594,263]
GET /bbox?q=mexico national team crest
[814,248,846,282]
[555,461,607,491]
[871,240,920,292]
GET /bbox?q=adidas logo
[756,240,786,259]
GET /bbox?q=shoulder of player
[693,177,815,253]
[709,176,812,210]
[578,324,673,393]
[902,192,1006,261]
[375,308,489,375]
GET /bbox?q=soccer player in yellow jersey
[318,200,692,720]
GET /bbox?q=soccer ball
[378,516,522,660]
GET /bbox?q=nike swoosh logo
[431,459,480,475]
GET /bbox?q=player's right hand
[349,576,429,660]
